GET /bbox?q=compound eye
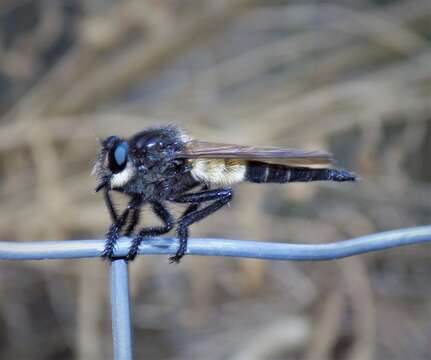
[108,142,129,173]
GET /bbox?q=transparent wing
[175,140,333,167]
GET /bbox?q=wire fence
[1,225,431,359]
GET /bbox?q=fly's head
[93,126,187,193]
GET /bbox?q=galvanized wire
[0,225,430,261]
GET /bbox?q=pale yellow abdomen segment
[190,159,246,186]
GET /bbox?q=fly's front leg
[103,189,118,222]
[126,201,175,261]
[102,208,130,259]
[102,195,141,259]
[170,188,233,263]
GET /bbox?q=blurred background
[0,0,430,359]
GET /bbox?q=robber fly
[93,124,355,262]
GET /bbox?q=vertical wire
[111,259,133,360]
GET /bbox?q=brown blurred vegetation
[0,0,430,359]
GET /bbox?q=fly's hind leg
[179,185,209,218]
[170,188,232,263]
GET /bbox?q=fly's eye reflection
[108,142,129,173]
[146,138,165,151]
[155,141,164,150]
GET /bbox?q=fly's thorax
[118,157,190,197]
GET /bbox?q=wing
[175,140,333,167]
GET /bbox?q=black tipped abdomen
[245,162,355,184]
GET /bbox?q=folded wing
[176,140,333,167]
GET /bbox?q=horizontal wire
[0,225,430,261]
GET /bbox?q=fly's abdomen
[244,161,356,183]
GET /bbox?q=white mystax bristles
[191,159,246,186]
[110,163,135,189]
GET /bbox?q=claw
[168,255,181,264]
[125,249,138,261]
[168,251,185,264]
[101,247,115,260]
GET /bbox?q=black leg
[172,188,228,204]
[179,185,208,218]
[170,188,233,263]
[124,208,140,236]
[102,207,130,259]
[126,201,175,261]
[102,196,142,259]
[103,189,118,222]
